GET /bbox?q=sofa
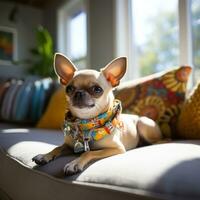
[1,67,200,200]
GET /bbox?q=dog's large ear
[101,57,127,87]
[54,53,77,85]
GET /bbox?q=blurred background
[0,0,199,84]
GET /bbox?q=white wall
[0,2,43,78]
[87,0,115,69]
[43,0,67,50]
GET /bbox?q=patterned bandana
[63,99,123,153]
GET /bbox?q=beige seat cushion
[0,126,200,199]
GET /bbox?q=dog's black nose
[75,90,85,99]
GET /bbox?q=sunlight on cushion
[7,141,56,154]
[2,129,30,133]
[76,143,200,187]
[7,141,57,167]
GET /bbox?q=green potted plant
[28,26,54,77]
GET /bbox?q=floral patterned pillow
[114,66,192,138]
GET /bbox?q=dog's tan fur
[32,53,162,175]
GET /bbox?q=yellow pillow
[37,87,68,129]
[177,82,200,139]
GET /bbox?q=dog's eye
[91,85,103,94]
[66,85,75,94]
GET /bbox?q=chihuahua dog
[32,53,162,175]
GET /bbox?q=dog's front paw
[32,154,54,165]
[64,159,84,175]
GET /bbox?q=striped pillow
[0,79,11,112]
[0,77,56,125]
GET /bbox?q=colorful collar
[63,99,123,153]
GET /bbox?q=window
[131,0,179,76]
[191,0,200,83]
[58,0,87,69]
[69,11,87,61]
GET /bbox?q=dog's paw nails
[32,154,53,165]
[64,159,83,175]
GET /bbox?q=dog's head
[54,53,127,119]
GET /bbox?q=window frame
[57,0,88,68]
[115,0,194,83]
[178,0,193,86]
[115,0,138,81]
